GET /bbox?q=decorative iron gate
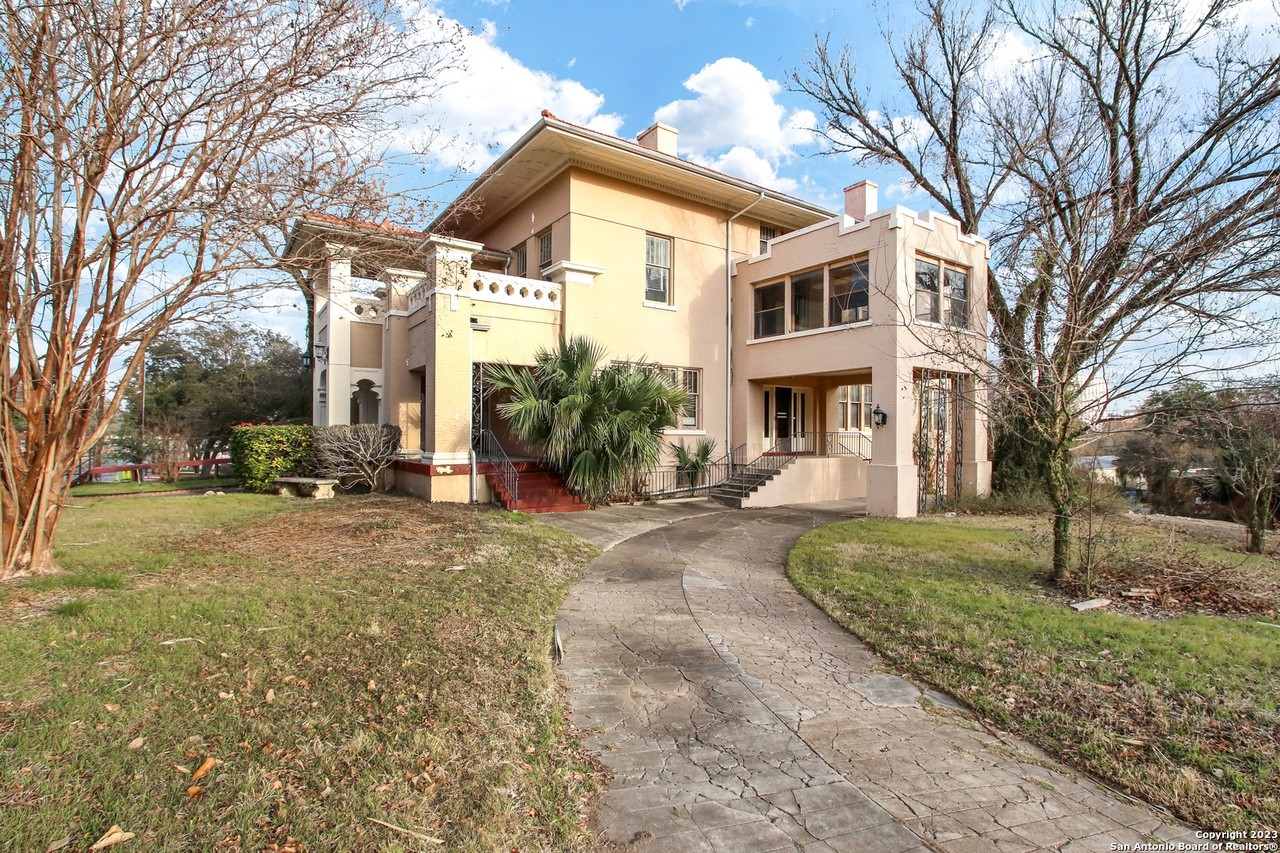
[915,370,964,511]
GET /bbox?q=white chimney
[637,122,678,157]
[844,180,878,220]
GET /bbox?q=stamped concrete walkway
[543,502,1198,852]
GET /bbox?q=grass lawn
[0,493,601,852]
[787,514,1280,831]
[69,477,239,498]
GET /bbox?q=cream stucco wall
[731,206,992,516]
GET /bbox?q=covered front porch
[732,366,988,514]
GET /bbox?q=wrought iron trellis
[470,362,486,451]
[915,369,965,512]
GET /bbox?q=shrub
[229,425,315,492]
[313,424,401,492]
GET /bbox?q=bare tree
[0,0,463,578]
[796,0,1280,580]
[1205,385,1280,553]
[313,424,401,492]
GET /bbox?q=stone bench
[274,477,339,499]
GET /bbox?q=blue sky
[392,0,914,216]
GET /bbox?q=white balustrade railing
[408,270,561,314]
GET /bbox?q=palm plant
[485,336,687,505]
[673,437,717,492]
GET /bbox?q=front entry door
[768,386,811,452]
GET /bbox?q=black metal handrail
[641,443,747,499]
[716,432,871,500]
[474,429,519,505]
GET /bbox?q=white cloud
[745,16,754,27]
[389,6,623,172]
[652,58,819,191]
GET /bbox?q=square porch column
[961,374,992,497]
[867,362,918,517]
[417,235,484,471]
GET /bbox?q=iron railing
[640,444,746,499]
[474,429,519,505]
[716,432,872,501]
[762,431,871,457]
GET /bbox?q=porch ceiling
[749,368,873,386]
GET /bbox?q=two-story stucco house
[286,112,991,516]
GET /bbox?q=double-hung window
[945,267,969,328]
[645,234,672,303]
[537,229,552,266]
[915,259,941,323]
[829,260,869,325]
[837,384,873,431]
[513,244,527,278]
[759,225,776,255]
[677,368,700,429]
[916,258,970,328]
[640,363,701,428]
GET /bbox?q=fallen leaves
[191,755,219,781]
[125,737,145,750]
[88,825,134,850]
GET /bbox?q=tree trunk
[1,443,74,578]
[1045,443,1075,583]
[1245,487,1268,554]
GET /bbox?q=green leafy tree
[122,323,309,473]
[485,336,687,506]
[1117,382,1216,511]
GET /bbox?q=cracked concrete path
[543,503,1195,852]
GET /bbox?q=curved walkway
[545,502,1195,852]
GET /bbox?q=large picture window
[645,234,672,303]
[791,269,824,332]
[829,260,869,325]
[754,282,785,338]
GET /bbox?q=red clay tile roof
[300,211,427,238]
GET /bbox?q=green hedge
[229,425,315,492]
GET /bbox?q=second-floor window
[513,244,527,278]
[759,225,776,254]
[752,257,872,339]
[645,234,672,303]
[829,259,869,324]
[538,231,553,269]
[916,258,969,328]
[791,269,824,332]
[754,282,785,338]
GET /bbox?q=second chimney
[637,123,678,157]
[844,180,879,221]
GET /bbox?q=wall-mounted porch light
[872,404,888,428]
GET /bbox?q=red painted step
[482,463,588,514]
